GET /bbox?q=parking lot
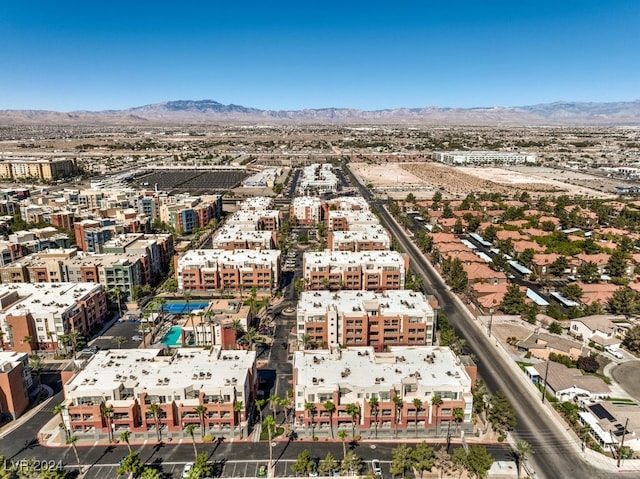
[136,170,248,192]
[90,318,145,350]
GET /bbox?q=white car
[182,462,194,478]
[605,346,623,359]
[371,459,382,477]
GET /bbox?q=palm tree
[185,424,198,460]
[53,403,68,440]
[28,354,43,392]
[431,395,443,436]
[324,400,336,439]
[393,395,403,438]
[61,330,81,359]
[242,327,258,350]
[255,398,266,424]
[300,334,312,350]
[263,415,276,473]
[513,440,533,479]
[113,336,126,349]
[148,403,162,442]
[345,403,360,440]
[452,407,464,433]
[109,286,125,319]
[100,404,114,443]
[269,394,280,420]
[66,435,81,474]
[120,430,132,454]
[195,405,207,439]
[305,401,317,438]
[368,397,379,439]
[412,398,423,438]
[338,430,349,459]
[233,400,244,429]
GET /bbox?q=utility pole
[541,358,550,404]
[617,418,630,467]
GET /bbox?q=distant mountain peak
[2,99,640,126]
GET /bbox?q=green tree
[577,261,600,283]
[291,450,314,476]
[499,284,526,315]
[607,248,629,279]
[345,403,360,439]
[53,403,68,440]
[548,256,569,277]
[113,335,127,349]
[482,225,498,243]
[148,403,162,442]
[412,441,435,476]
[263,415,276,472]
[393,395,403,438]
[412,398,423,437]
[324,400,336,439]
[189,452,213,479]
[513,440,533,479]
[305,401,317,438]
[466,445,494,479]
[255,398,266,423]
[338,430,349,459]
[488,390,516,436]
[453,407,464,433]
[140,467,161,479]
[560,283,583,302]
[622,323,640,354]
[608,286,640,317]
[100,404,114,443]
[433,448,453,479]
[390,443,415,478]
[548,321,563,335]
[120,429,132,454]
[318,452,339,476]
[109,286,125,319]
[369,396,380,439]
[341,451,364,476]
[431,395,443,435]
[195,404,207,439]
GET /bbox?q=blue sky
[1,1,638,111]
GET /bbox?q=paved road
[343,161,622,479]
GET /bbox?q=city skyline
[1,0,639,112]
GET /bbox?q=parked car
[605,346,623,359]
[182,463,194,478]
[371,459,383,477]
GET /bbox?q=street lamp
[488,308,494,338]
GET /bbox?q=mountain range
[2,99,640,126]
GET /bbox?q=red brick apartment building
[297,290,435,349]
[63,348,256,438]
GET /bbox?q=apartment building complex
[297,290,435,349]
[303,250,408,291]
[158,195,222,234]
[0,234,174,300]
[63,347,256,438]
[290,197,323,224]
[0,282,107,353]
[211,227,277,250]
[327,225,392,251]
[0,352,32,419]
[176,249,280,292]
[432,151,537,166]
[0,157,77,181]
[293,346,474,434]
[299,163,339,194]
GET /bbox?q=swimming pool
[161,301,210,314]
[161,326,183,347]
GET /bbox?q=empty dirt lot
[350,161,615,199]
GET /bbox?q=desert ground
[349,161,616,199]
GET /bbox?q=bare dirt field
[349,161,615,199]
